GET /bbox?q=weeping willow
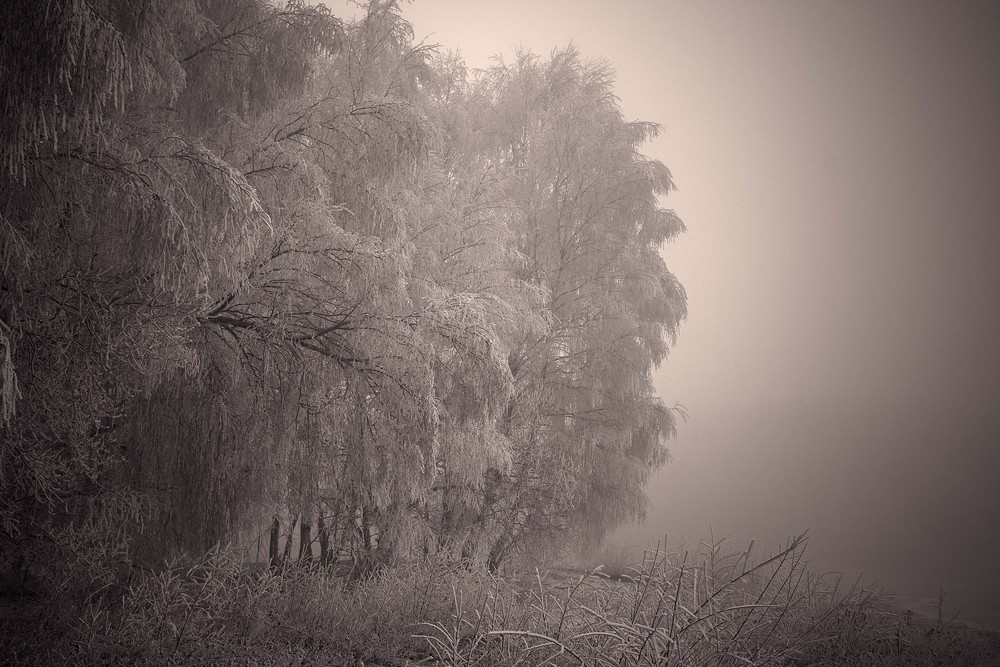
[0,0,344,566]
[0,0,686,582]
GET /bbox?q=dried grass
[3,534,998,666]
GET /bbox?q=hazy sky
[323,0,1000,627]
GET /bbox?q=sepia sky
[323,0,1000,626]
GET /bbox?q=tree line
[0,0,686,578]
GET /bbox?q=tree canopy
[0,0,686,575]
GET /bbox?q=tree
[120,0,445,561]
[0,0,686,585]
[400,50,547,562]
[466,47,688,566]
[0,0,346,565]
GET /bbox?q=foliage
[451,47,688,566]
[0,0,686,614]
[0,0,346,557]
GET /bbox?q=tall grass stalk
[417,532,992,666]
[4,535,998,665]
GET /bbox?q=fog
[324,0,1000,627]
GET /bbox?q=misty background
[325,0,1000,628]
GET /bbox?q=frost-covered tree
[0,0,685,581]
[0,0,345,563]
[465,48,688,566]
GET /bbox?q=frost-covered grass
[421,532,1000,666]
[423,533,838,665]
[3,535,998,665]
[2,550,470,665]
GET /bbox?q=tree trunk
[359,505,372,562]
[487,540,506,573]
[422,502,431,558]
[268,516,281,568]
[318,510,330,566]
[334,509,349,562]
[283,514,298,562]
[487,508,527,573]
[440,482,455,535]
[298,513,313,563]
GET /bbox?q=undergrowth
[419,533,1000,666]
[2,535,998,666]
